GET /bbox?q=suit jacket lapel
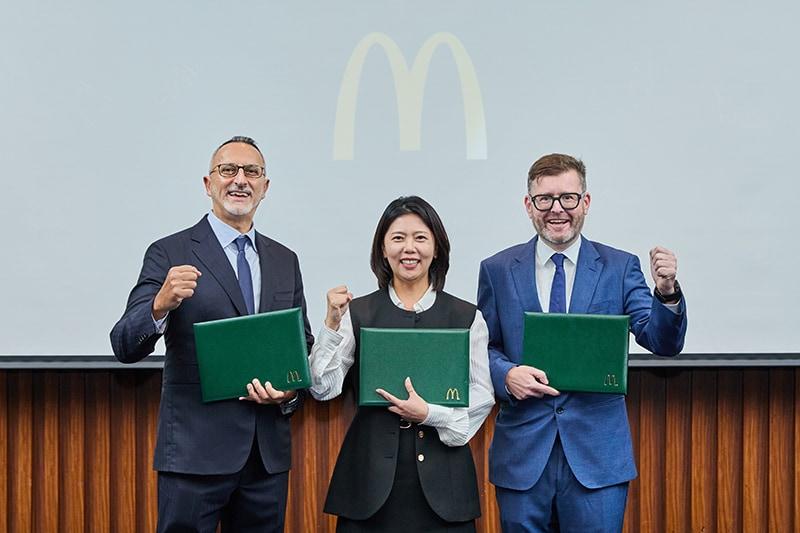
[569,237,602,314]
[511,237,542,313]
[190,216,249,316]
[256,233,276,313]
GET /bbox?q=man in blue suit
[477,153,686,532]
[111,136,313,532]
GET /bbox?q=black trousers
[336,423,475,533]
[157,440,289,533]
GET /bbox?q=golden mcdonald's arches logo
[334,32,487,160]
[286,370,301,383]
[604,374,619,387]
[445,388,461,401]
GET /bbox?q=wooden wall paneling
[795,369,800,531]
[0,373,8,533]
[742,369,769,533]
[767,369,794,532]
[690,369,717,533]
[472,405,498,533]
[32,372,59,532]
[716,369,743,532]
[623,369,641,532]
[85,372,111,532]
[135,371,160,532]
[637,369,666,531]
[110,372,138,533]
[59,372,86,531]
[664,369,692,533]
[8,372,33,532]
[286,404,322,532]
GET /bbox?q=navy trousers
[156,441,289,533]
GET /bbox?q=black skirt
[335,422,476,533]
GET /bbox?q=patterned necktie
[235,235,255,315]
[549,253,566,313]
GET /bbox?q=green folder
[359,328,470,407]
[193,307,310,402]
[522,312,630,394]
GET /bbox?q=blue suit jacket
[110,216,313,476]
[477,236,686,490]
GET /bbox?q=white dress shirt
[308,285,495,447]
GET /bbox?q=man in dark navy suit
[111,136,313,532]
[478,153,687,532]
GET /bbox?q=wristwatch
[654,280,682,304]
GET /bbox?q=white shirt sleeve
[153,313,168,334]
[307,310,356,401]
[421,310,496,446]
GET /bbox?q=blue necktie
[235,235,255,315]
[549,253,566,314]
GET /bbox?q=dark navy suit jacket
[477,236,686,491]
[111,216,313,475]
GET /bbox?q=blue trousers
[495,436,628,533]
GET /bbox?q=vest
[323,289,481,522]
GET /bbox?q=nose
[550,198,566,214]
[232,168,248,186]
[402,238,416,252]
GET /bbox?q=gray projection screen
[1,1,798,356]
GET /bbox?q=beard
[533,213,585,248]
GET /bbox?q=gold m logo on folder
[286,370,301,383]
[604,374,619,387]
[333,32,487,160]
[445,388,461,401]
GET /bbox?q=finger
[376,388,401,405]
[404,377,416,396]
[250,379,269,399]
[171,265,202,277]
[174,289,195,301]
[263,381,286,401]
[536,383,560,396]
[387,406,403,416]
[650,246,670,258]
[529,367,549,384]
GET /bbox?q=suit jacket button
[556,407,565,414]
[418,430,424,439]
[417,454,425,462]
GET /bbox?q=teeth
[401,259,419,264]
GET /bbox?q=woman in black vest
[308,196,495,532]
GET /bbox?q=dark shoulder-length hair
[370,196,451,292]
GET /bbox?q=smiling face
[382,213,436,290]
[525,169,590,251]
[203,142,269,231]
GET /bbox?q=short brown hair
[527,153,586,192]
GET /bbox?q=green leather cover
[359,328,470,407]
[193,307,310,402]
[522,312,630,394]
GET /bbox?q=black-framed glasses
[211,163,266,179]
[529,193,583,211]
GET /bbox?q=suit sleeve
[623,255,687,356]
[110,241,170,363]
[284,251,314,415]
[477,260,516,403]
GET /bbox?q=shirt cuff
[317,325,344,349]
[152,313,168,334]
[423,403,454,428]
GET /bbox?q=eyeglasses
[210,163,266,179]
[529,193,583,211]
